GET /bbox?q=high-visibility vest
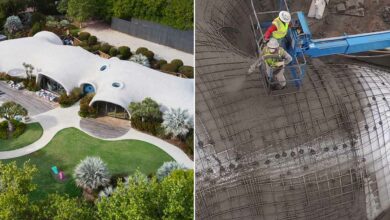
[271,17,288,39]
[262,47,285,68]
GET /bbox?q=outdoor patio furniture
[51,166,59,175]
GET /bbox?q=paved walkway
[0,104,193,168]
[82,23,193,66]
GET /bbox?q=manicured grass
[0,123,43,151]
[4,127,173,200]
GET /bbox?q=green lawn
[4,128,173,200]
[0,123,43,151]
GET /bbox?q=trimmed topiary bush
[109,47,118,57]
[70,29,79,37]
[142,50,154,61]
[179,66,194,78]
[136,47,148,54]
[91,44,101,52]
[156,59,168,69]
[100,43,111,54]
[78,32,91,41]
[118,46,131,60]
[171,59,184,68]
[88,35,97,46]
[161,63,179,73]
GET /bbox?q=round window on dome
[100,65,107,71]
[112,82,121,88]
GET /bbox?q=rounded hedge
[78,32,90,41]
[179,66,194,78]
[161,63,179,73]
[118,46,131,60]
[152,59,167,69]
[100,43,111,54]
[88,35,97,46]
[91,44,101,52]
[69,29,79,37]
[143,50,155,61]
[109,47,118,57]
[171,59,184,68]
[136,47,148,54]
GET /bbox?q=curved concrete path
[0,104,194,168]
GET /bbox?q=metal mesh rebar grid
[195,0,390,219]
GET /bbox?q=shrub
[109,47,118,57]
[179,66,194,78]
[91,44,101,52]
[58,87,82,107]
[10,119,26,138]
[59,19,70,27]
[70,29,79,37]
[29,22,43,36]
[88,35,97,46]
[78,32,91,41]
[46,15,56,22]
[154,59,168,69]
[100,43,111,54]
[171,59,184,68]
[161,63,179,73]
[185,129,194,155]
[0,72,11,81]
[129,98,163,134]
[4,16,23,34]
[136,47,148,54]
[142,50,154,61]
[74,157,111,191]
[162,108,192,137]
[118,46,131,60]
[129,54,150,67]
[79,93,97,118]
[46,20,59,28]
[0,121,8,139]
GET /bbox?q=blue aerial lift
[250,0,390,93]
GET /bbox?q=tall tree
[0,161,38,220]
[0,101,27,131]
[67,0,97,27]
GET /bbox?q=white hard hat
[267,38,279,49]
[279,11,291,23]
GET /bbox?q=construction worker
[262,38,292,90]
[264,11,291,42]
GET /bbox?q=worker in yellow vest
[262,38,292,90]
[264,11,291,42]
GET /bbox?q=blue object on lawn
[51,166,59,175]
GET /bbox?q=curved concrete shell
[195,0,390,219]
[0,31,194,116]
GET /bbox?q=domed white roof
[33,31,63,45]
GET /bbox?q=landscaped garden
[0,122,43,151]
[5,127,173,200]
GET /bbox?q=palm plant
[156,161,186,181]
[129,54,150,67]
[74,157,111,198]
[162,108,192,137]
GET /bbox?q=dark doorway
[39,75,66,94]
[93,101,129,119]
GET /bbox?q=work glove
[276,61,285,67]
